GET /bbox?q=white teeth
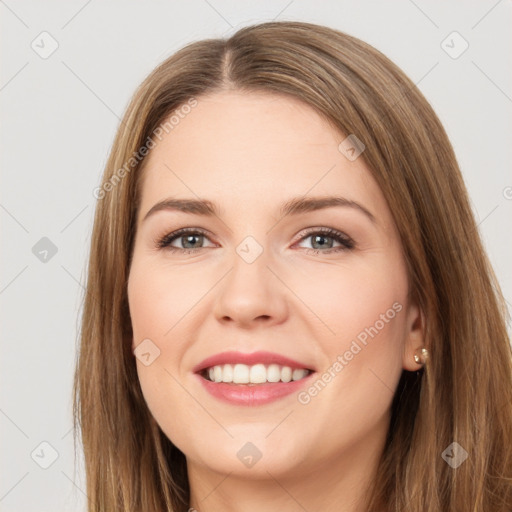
[292,368,308,381]
[233,364,249,383]
[281,366,292,382]
[267,364,281,382]
[249,364,267,383]
[205,363,311,384]
[221,364,233,383]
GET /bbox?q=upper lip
[192,351,315,373]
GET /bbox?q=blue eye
[156,228,213,253]
[156,227,355,254]
[296,227,355,254]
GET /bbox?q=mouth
[193,351,316,405]
[200,363,313,385]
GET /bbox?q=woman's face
[127,90,423,480]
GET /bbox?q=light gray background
[1,1,511,510]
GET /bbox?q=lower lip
[195,373,315,406]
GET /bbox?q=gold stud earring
[413,347,429,366]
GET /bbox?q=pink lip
[192,350,314,374]
[192,350,316,406]
[195,374,315,406]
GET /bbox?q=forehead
[137,90,389,224]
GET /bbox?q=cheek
[128,262,200,447]
[290,256,408,342]
[288,260,408,442]
[128,261,190,400]
[128,258,202,344]
[288,255,409,405]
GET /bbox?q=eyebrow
[142,195,376,224]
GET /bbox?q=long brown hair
[73,21,512,511]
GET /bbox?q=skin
[127,90,425,512]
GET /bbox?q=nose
[212,244,288,329]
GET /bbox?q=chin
[177,428,313,479]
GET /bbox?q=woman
[73,21,512,511]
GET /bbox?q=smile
[193,351,316,406]
[202,363,311,384]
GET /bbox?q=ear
[402,300,426,371]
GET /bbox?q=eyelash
[155,227,355,255]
